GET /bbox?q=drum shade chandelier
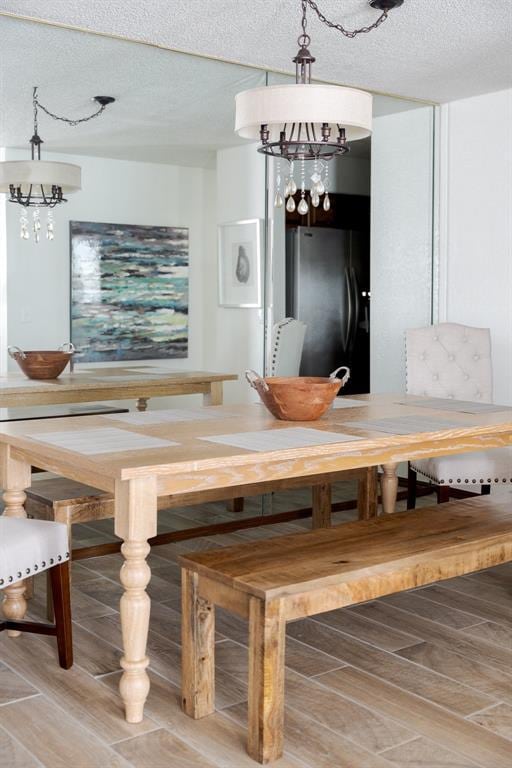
[0,87,115,242]
[235,0,403,215]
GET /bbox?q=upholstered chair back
[270,318,306,377]
[405,323,493,402]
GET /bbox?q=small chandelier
[235,0,403,215]
[0,87,115,242]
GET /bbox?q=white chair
[0,517,73,668]
[270,318,306,376]
[406,322,512,506]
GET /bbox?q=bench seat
[179,495,512,763]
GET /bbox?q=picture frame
[218,218,263,308]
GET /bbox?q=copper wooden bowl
[246,367,350,421]
[8,344,74,380]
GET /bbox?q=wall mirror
[0,15,436,518]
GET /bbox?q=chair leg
[49,561,73,669]
[436,485,451,504]
[481,484,491,496]
[407,464,417,510]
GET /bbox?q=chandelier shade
[0,160,82,197]
[235,83,373,144]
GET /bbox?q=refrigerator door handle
[350,267,360,354]
[343,266,353,354]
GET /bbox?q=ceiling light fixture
[235,0,403,215]
[0,87,115,242]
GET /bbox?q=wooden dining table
[0,366,237,411]
[1,392,512,725]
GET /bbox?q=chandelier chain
[304,0,390,39]
[32,86,108,130]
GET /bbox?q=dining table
[0,365,237,412]
[1,392,512,724]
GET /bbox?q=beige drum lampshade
[235,83,373,143]
[0,160,81,195]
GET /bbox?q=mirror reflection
[0,17,434,408]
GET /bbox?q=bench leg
[381,463,399,515]
[357,467,379,520]
[228,497,245,513]
[248,597,286,764]
[312,483,332,528]
[181,569,215,719]
[136,398,149,412]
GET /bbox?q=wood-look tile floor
[1,483,512,768]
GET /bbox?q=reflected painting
[70,221,189,362]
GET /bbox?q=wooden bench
[179,495,512,763]
[25,467,377,617]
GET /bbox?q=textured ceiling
[0,16,416,165]
[1,0,511,103]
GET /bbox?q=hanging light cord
[32,86,110,131]
[303,0,391,39]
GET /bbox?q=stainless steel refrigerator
[286,226,370,394]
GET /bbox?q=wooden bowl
[246,367,350,421]
[8,346,74,380]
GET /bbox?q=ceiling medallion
[0,87,115,242]
[235,0,403,215]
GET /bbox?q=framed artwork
[218,218,262,308]
[70,220,189,362]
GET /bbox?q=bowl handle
[330,366,350,385]
[59,342,75,354]
[8,345,26,360]
[245,369,269,392]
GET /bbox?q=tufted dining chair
[270,317,307,376]
[0,517,73,668]
[406,322,512,507]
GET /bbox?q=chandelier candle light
[235,0,403,214]
[0,87,115,242]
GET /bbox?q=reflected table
[0,366,237,411]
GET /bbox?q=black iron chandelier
[235,0,404,214]
[0,87,115,242]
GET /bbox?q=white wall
[439,88,512,405]
[208,143,266,403]
[370,106,435,393]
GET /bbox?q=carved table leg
[0,448,32,637]
[115,477,157,723]
[203,381,223,407]
[381,463,399,515]
[247,597,286,764]
[181,568,215,719]
[136,397,149,412]
[312,483,332,528]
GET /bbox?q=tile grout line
[304,615,505,709]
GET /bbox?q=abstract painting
[218,219,262,307]
[70,221,189,362]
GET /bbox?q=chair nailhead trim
[1,554,69,587]
[412,466,512,486]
